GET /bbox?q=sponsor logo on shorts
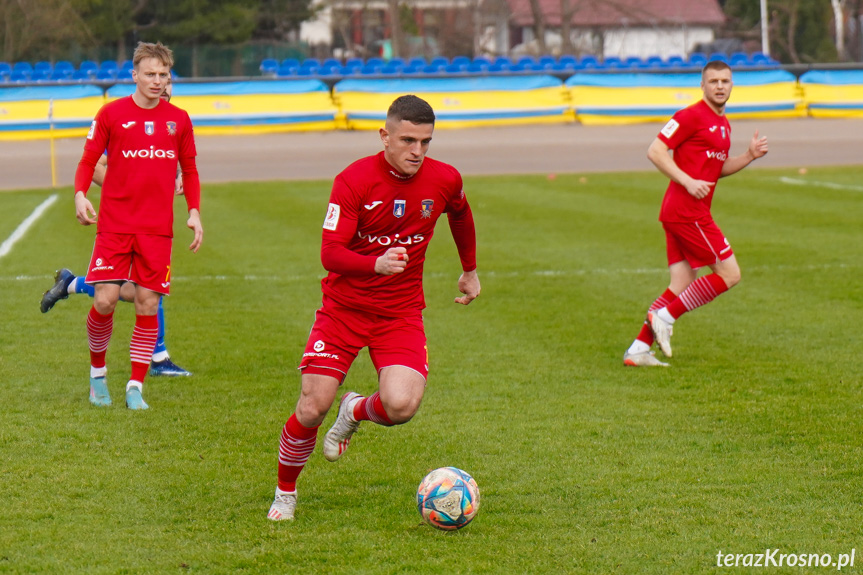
[91,257,114,272]
[303,352,340,360]
[313,340,325,352]
[323,203,340,231]
[393,199,406,218]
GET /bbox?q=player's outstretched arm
[454,270,480,305]
[187,208,203,252]
[721,130,769,177]
[74,191,97,225]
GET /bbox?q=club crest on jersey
[166,121,177,136]
[420,199,434,219]
[145,121,155,135]
[393,199,406,218]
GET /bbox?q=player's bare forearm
[187,208,203,252]
[454,269,480,305]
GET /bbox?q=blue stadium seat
[0,62,11,81]
[72,69,91,81]
[99,60,118,76]
[445,62,468,74]
[79,60,98,76]
[382,61,404,74]
[422,63,445,74]
[750,52,778,66]
[302,58,321,68]
[538,55,556,68]
[96,69,118,80]
[429,57,448,68]
[665,55,686,68]
[117,68,133,80]
[408,57,426,68]
[688,52,708,67]
[277,64,297,76]
[468,60,490,73]
[280,58,300,69]
[492,56,512,67]
[580,55,600,69]
[120,60,133,74]
[34,61,53,76]
[341,60,362,75]
[708,52,729,64]
[645,55,666,69]
[624,56,646,69]
[13,62,33,77]
[31,68,51,81]
[361,63,382,75]
[365,57,384,68]
[260,58,279,75]
[516,56,536,67]
[488,61,508,73]
[451,55,470,67]
[55,61,74,75]
[51,70,72,81]
[295,67,315,76]
[10,71,29,82]
[604,56,624,69]
[730,53,749,67]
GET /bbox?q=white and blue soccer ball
[416,467,480,530]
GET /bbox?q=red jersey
[79,96,198,236]
[319,151,476,317]
[657,100,731,222]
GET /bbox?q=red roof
[507,0,725,28]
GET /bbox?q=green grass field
[1,166,861,574]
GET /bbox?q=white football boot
[323,392,362,462]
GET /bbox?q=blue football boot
[149,357,192,377]
[125,385,149,410]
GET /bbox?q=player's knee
[383,396,422,424]
[721,268,741,288]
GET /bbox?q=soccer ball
[416,467,480,530]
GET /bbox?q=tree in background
[1,0,91,62]
[722,0,856,63]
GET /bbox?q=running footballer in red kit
[623,60,768,367]
[267,95,480,521]
[73,41,203,409]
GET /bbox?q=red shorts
[663,220,733,269]
[86,232,173,295]
[299,298,429,383]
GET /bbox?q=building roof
[507,0,726,28]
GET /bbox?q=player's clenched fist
[375,247,409,275]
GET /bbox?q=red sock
[636,288,677,345]
[130,314,159,383]
[277,414,319,492]
[666,274,729,319]
[87,307,114,368]
[353,391,393,426]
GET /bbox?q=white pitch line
[779,177,863,192]
[0,194,58,259]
